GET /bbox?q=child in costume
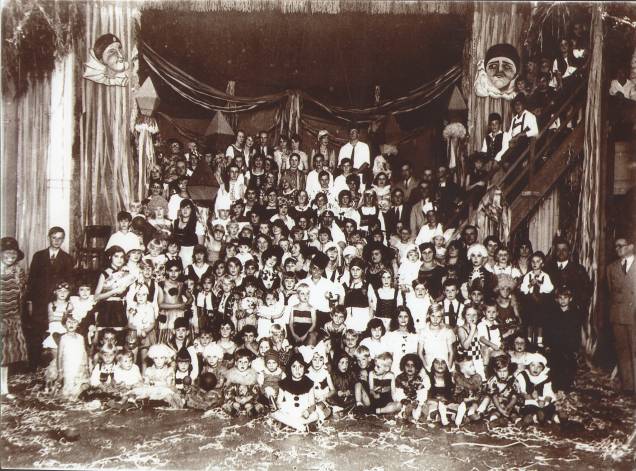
[43,282,73,390]
[457,305,486,380]
[126,283,157,372]
[222,348,264,417]
[56,314,89,399]
[272,352,321,431]
[327,350,357,416]
[453,357,483,426]
[175,347,198,392]
[395,353,429,422]
[367,352,401,415]
[257,351,285,407]
[302,341,334,421]
[113,349,143,388]
[515,352,560,424]
[476,354,519,423]
[426,358,455,426]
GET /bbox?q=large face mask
[486,56,517,91]
[101,42,127,74]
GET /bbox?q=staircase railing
[445,75,588,241]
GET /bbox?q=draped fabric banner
[465,3,526,152]
[80,1,138,227]
[528,188,560,254]
[575,6,604,358]
[141,41,461,124]
[16,74,52,267]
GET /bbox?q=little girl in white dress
[57,315,89,399]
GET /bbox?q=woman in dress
[0,237,28,398]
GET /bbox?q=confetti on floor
[1,367,635,470]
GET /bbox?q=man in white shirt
[609,68,636,102]
[338,123,370,176]
[495,94,539,163]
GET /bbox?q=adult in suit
[607,236,636,394]
[393,162,420,204]
[25,226,75,370]
[545,237,591,313]
[384,188,411,237]
[435,165,464,225]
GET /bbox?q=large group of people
[1,20,634,433]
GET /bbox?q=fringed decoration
[139,0,463,16]
[574,6,604,362]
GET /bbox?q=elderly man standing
[607,236,636,394]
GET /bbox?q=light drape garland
[80,1,138,226]
[141,41,461,123]
[134,116,158,201]
[466,3,526,152]
[575,6,604,360]
[528,188,560,254]
[140,1,463,16]
[47,54,75,250]
[16,74,51,267]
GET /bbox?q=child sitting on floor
[272,352,321,431]
[113,348,143,389]
[222,348,264,417]
[367,352,401,415]
[302,342,334,421]
[476,354,518,423]
[453,357,483,426]
[257,351,285,408]
[426,358,455,426]
[395,353,429,422]
[328,350,357,416]
[515,352,560,425]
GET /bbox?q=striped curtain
[80,1,138,226]
[466,3,527,153]
[528,188,559,254]
[575,6,604,358]
[15,74,52,267]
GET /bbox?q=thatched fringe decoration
[575,5,604,361]
[139,0,464,16]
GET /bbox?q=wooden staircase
[494,80,587,235]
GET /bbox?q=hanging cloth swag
[141,42,461,123]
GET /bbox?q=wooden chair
[76,225,112,271]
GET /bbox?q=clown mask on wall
[83,33,129,86]
[474,43,520,100]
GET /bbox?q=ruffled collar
[83,49,129,87]
[279,375,314,394]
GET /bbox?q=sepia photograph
[0,1,635,469]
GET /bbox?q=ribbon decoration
[141,41,461,123]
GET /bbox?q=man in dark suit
[545,237,592,313]
[385,188,411,237]
[607,236,636,394]
[393,162,420,204]
[435,165,463,224]
[25,226,75,370]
